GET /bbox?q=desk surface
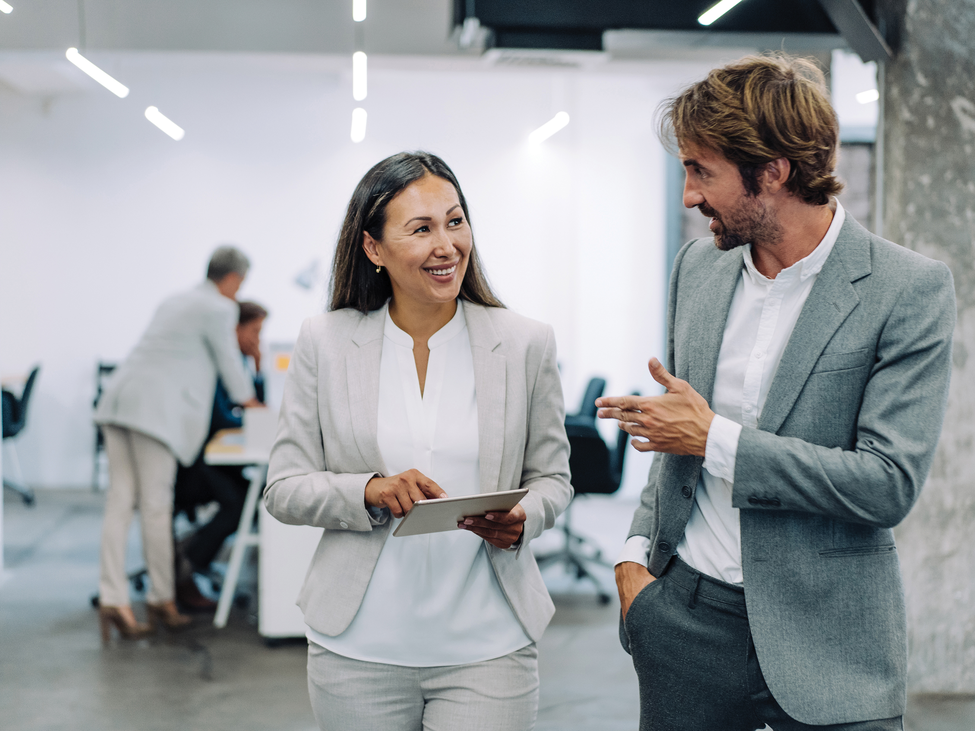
[204,428,270,466]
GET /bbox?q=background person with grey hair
[94,245,262,641]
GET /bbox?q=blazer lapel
[347,306,388,474]
[683,248,744,403]
[464,303,506,495]
[758,218,871,434]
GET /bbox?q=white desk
[204,429,321,637]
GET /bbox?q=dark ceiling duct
[454,0,889,62]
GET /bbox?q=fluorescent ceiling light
[353,0,366,22]
[856,89,880,104]
[352,52,367,101]
[528,112,570,145]
[351,107,367,143]
[0,2,13,14]
[65,48,129,98]
[698,0,745,26]
[145,106,185,140]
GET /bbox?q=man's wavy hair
[659,54,843,205]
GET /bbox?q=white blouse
[307,301,531,666]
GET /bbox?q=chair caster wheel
[133,577,145,592]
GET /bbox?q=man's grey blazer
[94,280,255,465]
[627,215,955,725]
[264,301,572,643]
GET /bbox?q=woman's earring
[375,265,382,274]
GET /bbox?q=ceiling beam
[817,0,893,63]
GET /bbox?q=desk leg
[213,464,267,629]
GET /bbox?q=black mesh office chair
[91,362,117,491]
[564,376,606,428]
[536,392,636,604]
[2,366,41,506]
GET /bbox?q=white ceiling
[0,0,458,55]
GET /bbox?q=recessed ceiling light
[528,112,570,145]
[145,106,185,140]
[856,89,880,104]
[65,48,129,98]
[698,0,745,26]
[353,52,367,101]
[351,107,367,143]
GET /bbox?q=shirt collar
[383,299,467,349]
[742,199,845,284]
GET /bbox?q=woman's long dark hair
[329,151,504,313]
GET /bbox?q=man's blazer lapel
[347,306,388,474]
[682,247,743,403]
[464,303,506,494]
[758,217,872,434]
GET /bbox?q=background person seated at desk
[173,301,269,611]
[93,246,262,640]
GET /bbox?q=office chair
[2,365,41,506]
[536,393,636,604]
[564,376,606,428]
[91,362,117,491]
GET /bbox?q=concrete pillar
[879,0,975,693]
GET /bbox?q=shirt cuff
[615,535,652,567]
[703,414,742,483]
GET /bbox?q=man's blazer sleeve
[628,237,701,540]
[732,260,955,528]
[203,301,255,405]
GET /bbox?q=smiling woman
[263,150,572,731]
[329,151,502,315]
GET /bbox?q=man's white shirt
[617,201,846,584]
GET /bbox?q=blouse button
[339,521,349,529]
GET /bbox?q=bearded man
[597,55,956,731]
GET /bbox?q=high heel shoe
[146,601,193,632]
[99,605,152,643]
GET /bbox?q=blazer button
[681,485,692,499]
[657,541,671,554]
[748,496,760,505]
[339,521,349,529]
[770,499,781,507]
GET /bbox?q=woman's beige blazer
[264,301,572,641]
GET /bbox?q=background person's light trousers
[307,642,539,731]
[98,425,178,606]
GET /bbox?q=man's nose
[683,177,703,209]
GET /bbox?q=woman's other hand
[458,504,526,549]
[365,469,446,518]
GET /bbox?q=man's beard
[700,196,783,252]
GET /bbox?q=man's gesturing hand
[596,358,715,457]
[616,561,656,621]
[365,469,447,518]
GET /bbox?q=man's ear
[762,157,791,194]
[362,231,382,267]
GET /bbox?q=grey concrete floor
[2,490,973,731]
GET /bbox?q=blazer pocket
[819,545,896,558]
[810,348,872,374]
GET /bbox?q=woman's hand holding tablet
[392,488,529,540]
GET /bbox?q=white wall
[0,51,716,496]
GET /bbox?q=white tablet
[392,488,529,538]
